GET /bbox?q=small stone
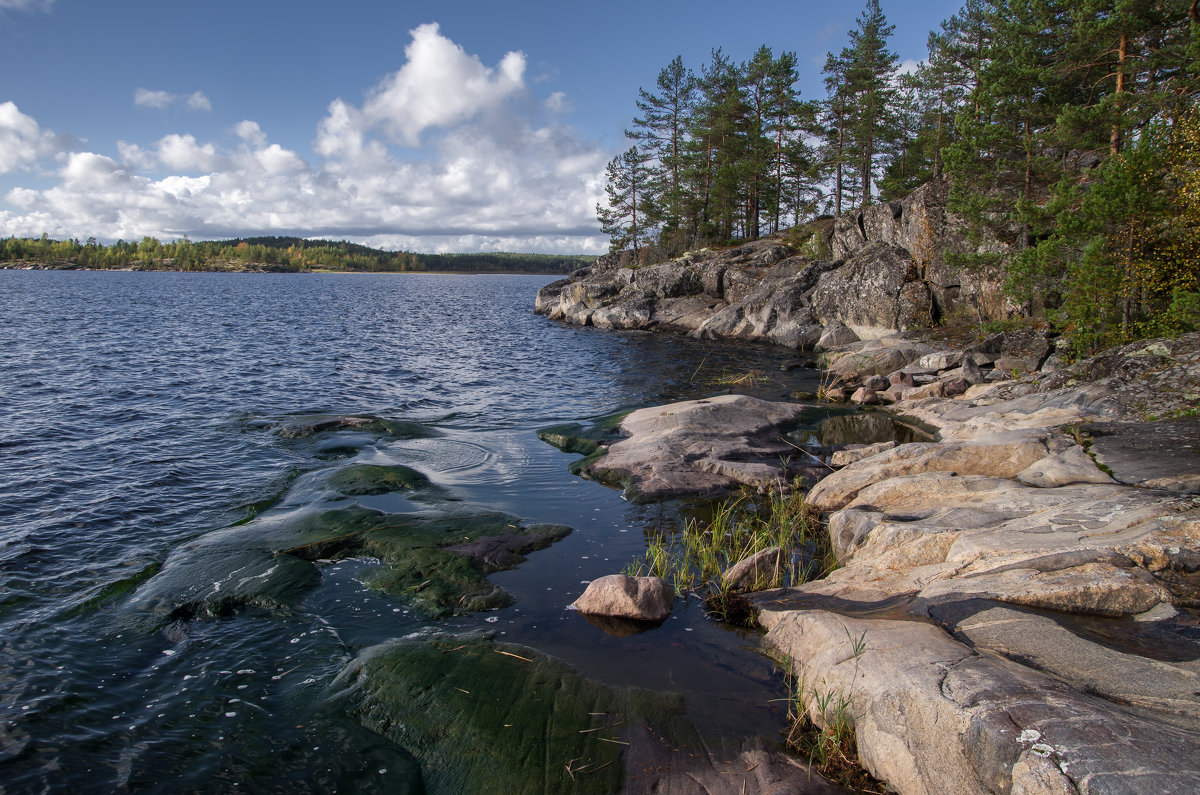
[888,370,916,388]
[851,387,880,405]
[942,377,970,397]
[865,374,891,392]
[901,381,946,401]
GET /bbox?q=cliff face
[536,179,1008,348]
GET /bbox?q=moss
[338,634,696,794]
[275,414,438,441]
[130,508,573,623]
[327,464,432,496]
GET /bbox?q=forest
[0,234,592,276]
[598,0,1200,352]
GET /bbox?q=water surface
[0,270,826,792]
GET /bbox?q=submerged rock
[128,478,572,622]
[331,632,838,795]
[273,414,438,440]
[327,464,433,496]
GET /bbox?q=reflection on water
[0,270,834,790]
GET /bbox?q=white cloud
[898,58,923,77]
[134,88,173,109]
[346,21,526,147]
[186,91,212,112]
[0,0,54,10]
[134,88,212,112]
[156,134,221,172]
[0,26,609,254]
[234,120,267,147]
[544,92,569,113]
[0,101,57,173]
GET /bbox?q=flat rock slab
[585,394,821,502]
[752,340,1200,793]
[1082,418,1200,493]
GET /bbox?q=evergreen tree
[820,49,853,216]
[626,56,697,251]
[596,146,654,260]
[843,0,900,206]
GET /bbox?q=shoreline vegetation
[0,234,595,276]
[594,0,1199,357]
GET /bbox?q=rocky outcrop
[545,394,828,502]
[751,332,1200,794]
[536,179,1008,348]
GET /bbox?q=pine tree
[843,0,900,206]
[626,56,697,251]
[820,50,853,216]
[596,146,654,260]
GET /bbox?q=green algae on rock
[331,633,658,794]
[333,631,833,794]
[128,506,571,622]
[327,464,434,496]
[273,414,439,441]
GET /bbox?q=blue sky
[0,0,963,253]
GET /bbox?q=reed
[623,480,835,624]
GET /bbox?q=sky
[0,0,964,254]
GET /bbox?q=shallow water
[0,270,832,792]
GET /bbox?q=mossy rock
[327,464,433,496]
[274,414,439,441]
[536,410,632,456]
[125,546,321,621]
[128,507,573,622]
[334,633,692,794]
[538,410,633,479]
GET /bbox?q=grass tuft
[622,481,836,625]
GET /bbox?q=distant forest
[0,234,595,275]
[601,0,1199,352]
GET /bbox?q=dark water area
[0,270,833,793]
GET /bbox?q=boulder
[810,243,932,338]
[722,547,786,593]
[817,321,860,350]
[573,574,674,622]
[864,374,891,392]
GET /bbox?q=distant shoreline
[0,263,573,276]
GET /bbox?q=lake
[0,270,829,792]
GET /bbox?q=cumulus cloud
[0,101,58,173]
[134,88,174,109]
[156,133,222,172]
[0,26,609,254]
[359,22,525,147]
[186,91,212,112]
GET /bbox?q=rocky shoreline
[549,324,1200,792]
[535,178,1010,351]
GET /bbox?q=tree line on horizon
[0,234,594,275]
[599,0,1200,352]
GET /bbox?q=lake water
[0,270,829,792]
